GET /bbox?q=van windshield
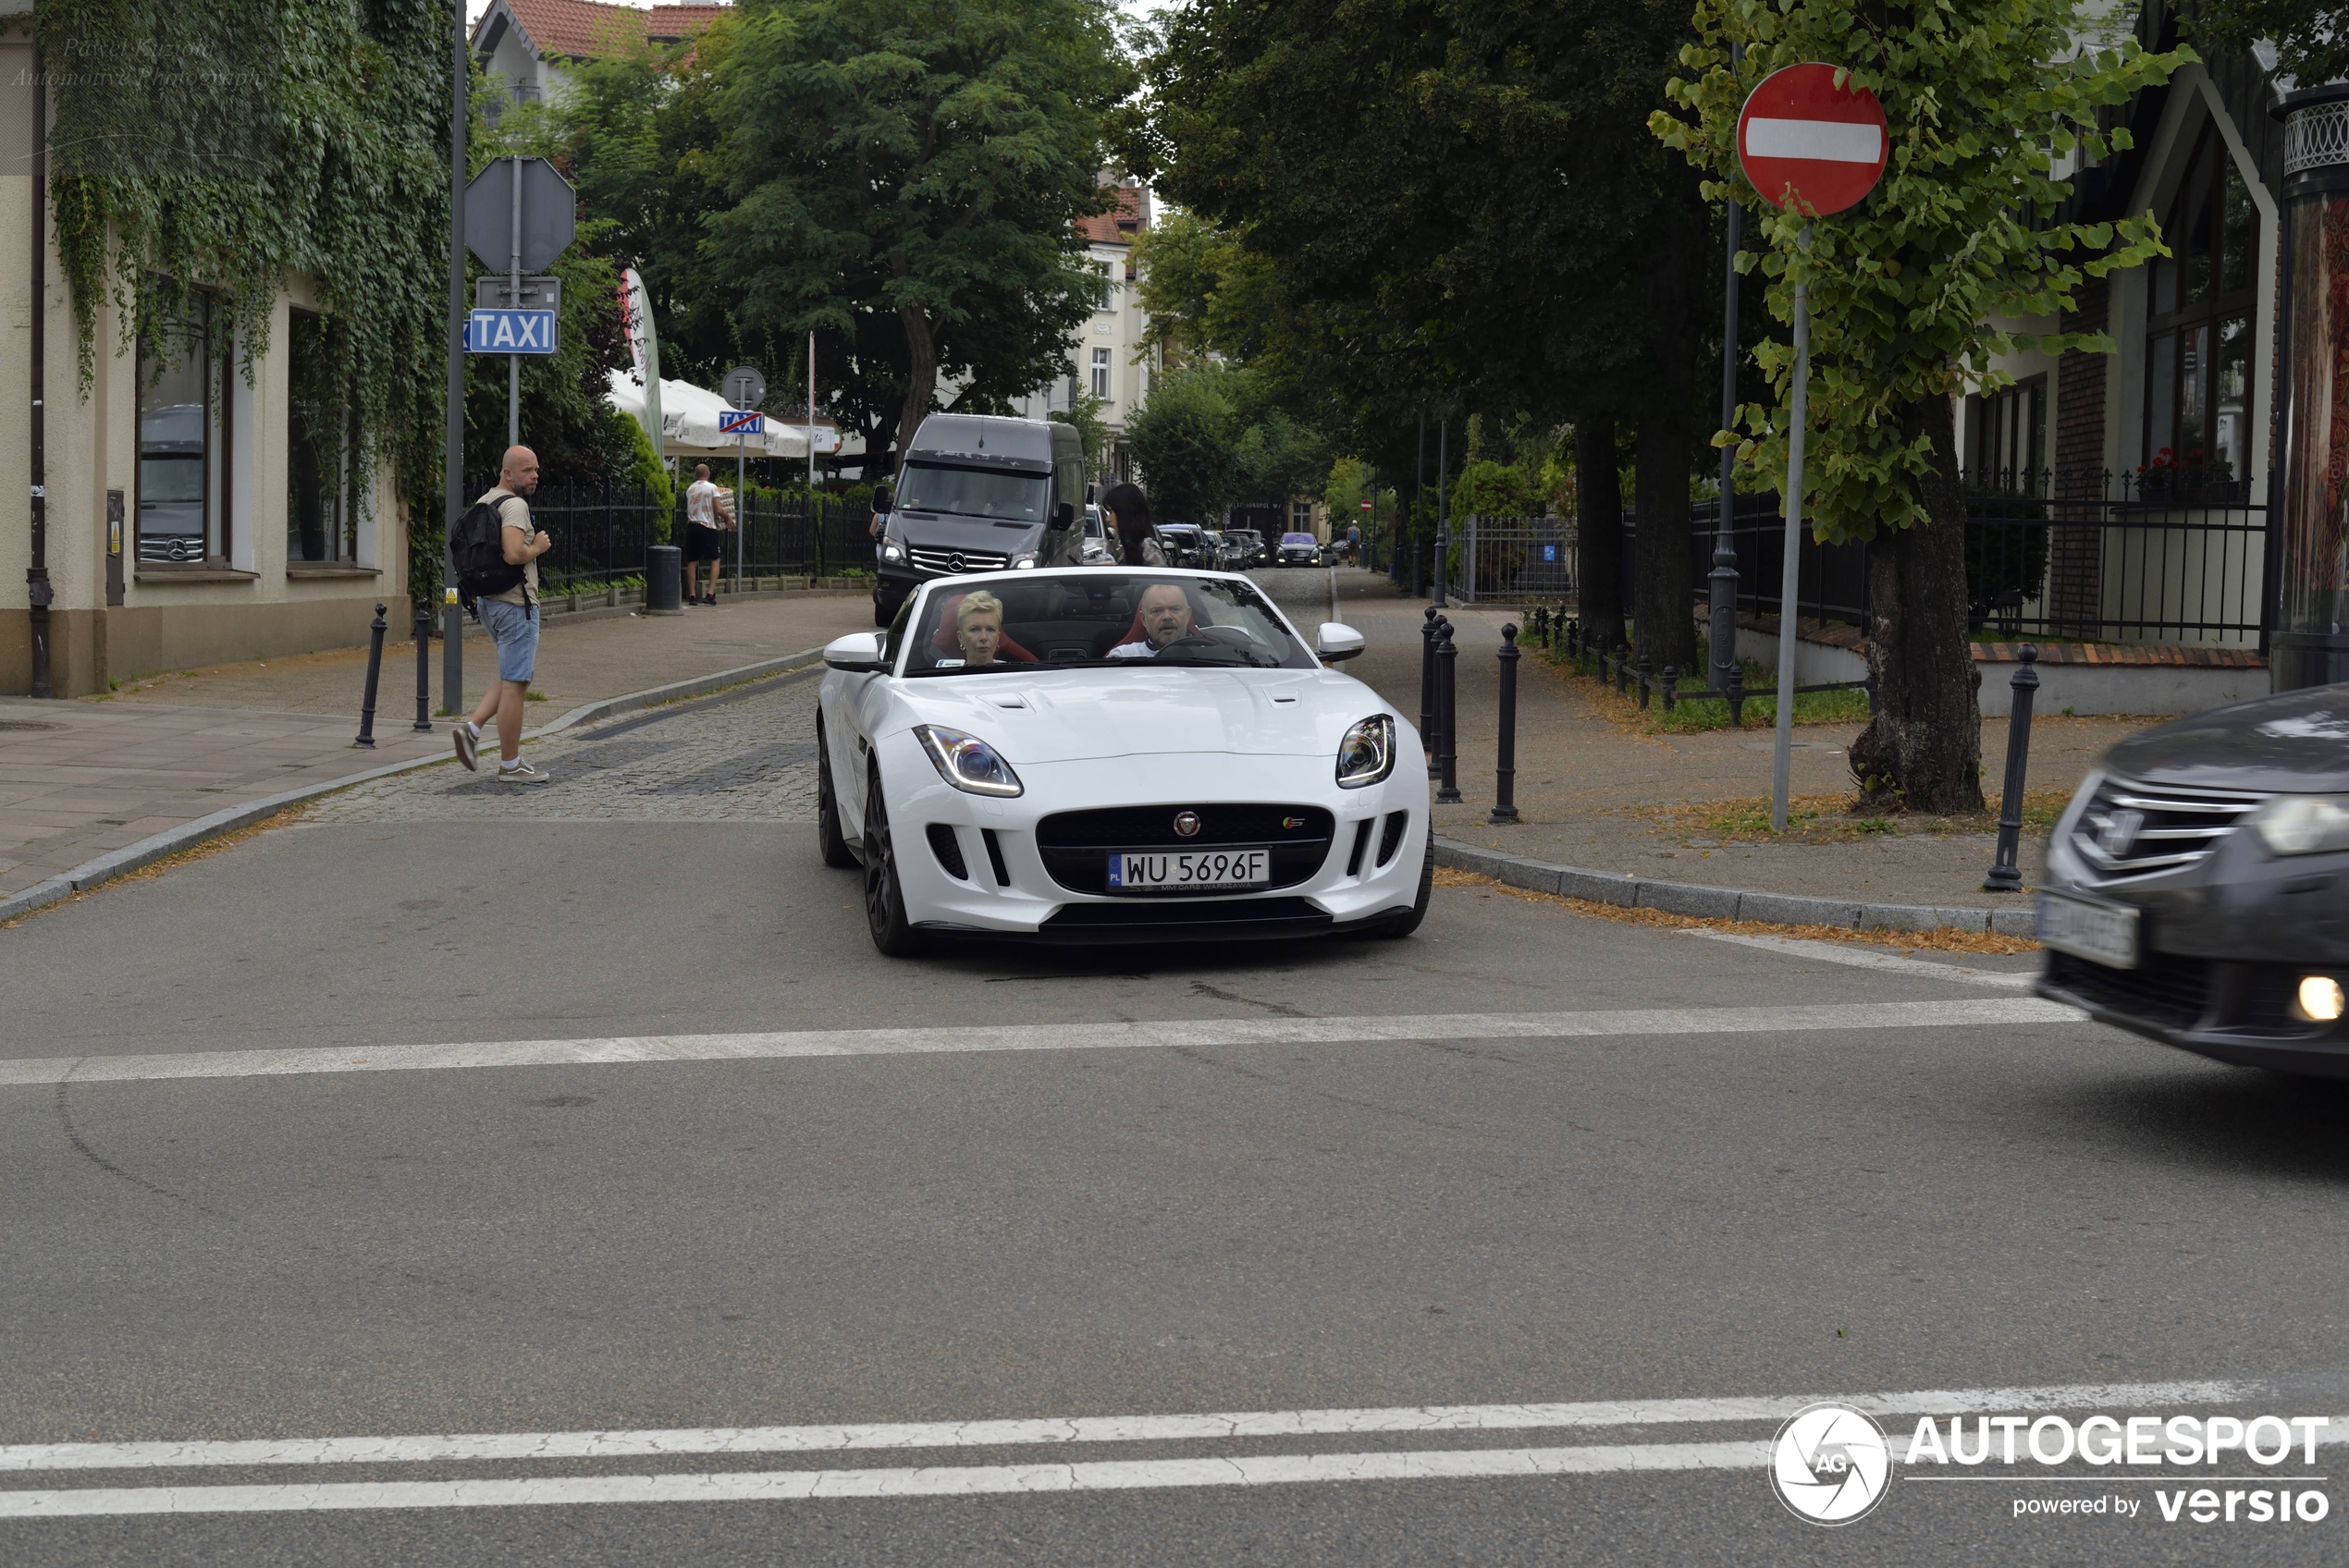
[897,462,1050,523]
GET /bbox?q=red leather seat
[931,594,1038,662]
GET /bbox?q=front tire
[817,719,856,869]
[1374,837,1434,938]
[862,758,925,957]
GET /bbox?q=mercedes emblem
[948,551,966,573]
[1173,811,1201,838]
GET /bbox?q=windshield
[896,462,1050,523]
[1283,533,1315,545]
[906,574,1316,674]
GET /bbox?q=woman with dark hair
[1101,482,1162,566]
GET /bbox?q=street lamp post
[1709,40,1745,692]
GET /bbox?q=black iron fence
[1486,470,2267,646]
[464,477,874,596]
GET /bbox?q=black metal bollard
[1491,623,1520,824]
[1661,664,1678,714]
[353,604,387,748]
[1568,618,1581,668]
[1436,620,1462,803]
[1727,665,1746,729]
[1984,645,2041,891]
[1616,643,1630,695]
[413,603,433,731]
[1420,606,1439,769]
[1635,652,1653,711]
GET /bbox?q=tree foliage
[2188,0,2349,89]
[1653,0,2191,544]
[714,0,1130,475]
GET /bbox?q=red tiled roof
[1076,186,1146,247]
[477,0,724,61]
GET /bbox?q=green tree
[1125,367,1241,521]
[2189,0,2349,87]
[1654,1,2188,813]
[715,0,1130,476]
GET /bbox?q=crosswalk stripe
[0,1381,2262,1473]
[0,998,2084,1089]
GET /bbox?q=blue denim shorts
[478,597,539,684]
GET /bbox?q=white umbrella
[605,370,812,459]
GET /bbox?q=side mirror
[823,631,890,673]
[1085,483,1098,505]
[1316,623,1365,663]
[1051,501,1076,531]
[870,484,892,516]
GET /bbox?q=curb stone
[1433,838,2039,938]
[0,647,830,928]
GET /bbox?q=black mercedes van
[871,414,1089,625]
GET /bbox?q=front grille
[2067,776,2265,882]
[908,545,1010,577]
[2046,949,2212,1031]
[1042,897,1329,931]
[1036,803,1335,896]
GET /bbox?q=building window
[137,295,229,565]
[2143,125,2256,496]
[1969,375,2046,488]
[1291,500,1312,533]
[1090,347,1112,400]
[287,309,356,563]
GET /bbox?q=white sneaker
[496,761,552,784]
[452,722,479,771]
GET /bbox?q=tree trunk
[1576,416,1627,655]
[895,304,938,479]
[1849,395,1985,815]
[1632,413,1699,677]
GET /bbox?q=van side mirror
[871,484,892,516]
[1052,501,1076,532]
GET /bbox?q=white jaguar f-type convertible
[815,568,1432,954]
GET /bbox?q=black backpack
[451,497,526,614]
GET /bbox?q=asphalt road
[3,588,2344,1565]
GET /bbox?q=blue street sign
[1542,543,1557,562]
[718,410,765,436]
[465,309,558,355]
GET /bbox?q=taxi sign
[465,309,557,355]
[1736,64,1888,216]
[719,410,764,436]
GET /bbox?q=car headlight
[1336,715,1396,789]
[2247,794,2349,855]
[881,539,904,561]
[912,725,1024,797]
[1011,551,1038,569]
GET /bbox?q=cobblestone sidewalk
[309,672,821,824]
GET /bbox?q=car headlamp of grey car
[912,725,1024,797]
[1336,715,1396,789]
[2247,794,2349,855]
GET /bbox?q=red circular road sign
[1737,64,1888,216]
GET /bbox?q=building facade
[473,0,727,108]
[1014,181,1161,484]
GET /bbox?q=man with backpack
[450,446,554,782]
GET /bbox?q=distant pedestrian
[1101,482,1162,567]
[1346,522,1361,564]
[684,462,724,606]
[451,445,554,783]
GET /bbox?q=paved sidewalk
[0,594,871,900]
[1325,570,2153,912]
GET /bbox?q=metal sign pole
[807,329,818,496]
[1770,225,1813,834]
[507,154,522,449]
[735,429,745,595]
[441,5,467,720]
[1710,39,1745,692]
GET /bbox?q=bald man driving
[1106,582,1196,659]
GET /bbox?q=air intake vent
[926,824,969,881]
[1375,812,1408,867]
[982,827,1012,887]
[1347,819,1373,876]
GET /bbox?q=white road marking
[0,1442,1774,1516]
[1684,930,2037,990]
[0,1381,2264,1473]
[1744,116,1883,164]
[0,998,2085,1089]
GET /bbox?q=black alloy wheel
[861,758,924,956]
[817,717,856,869]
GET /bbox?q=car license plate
[2035,889,2140,969]
[1107,850,1271,891]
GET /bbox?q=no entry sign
[1737,64,1888,216]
